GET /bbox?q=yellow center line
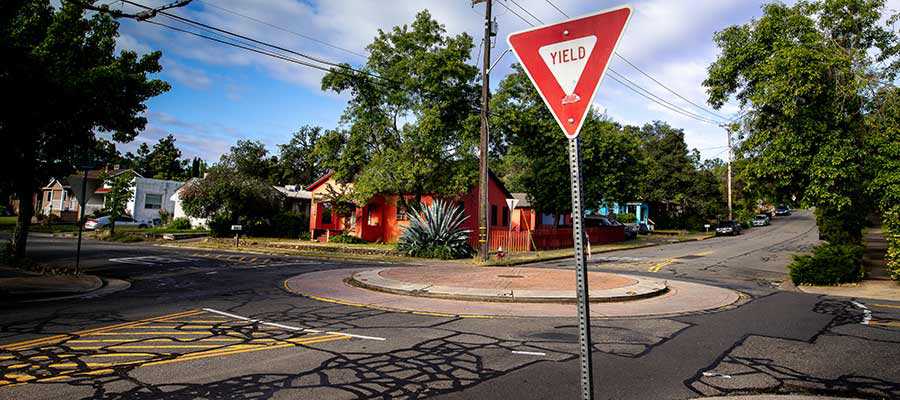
[1,309,205,351]
[648,259,676,272]
[870,319,900,328]
[92,331,212,335]
[66,338,249,343]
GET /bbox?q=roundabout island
[285,265,742,318]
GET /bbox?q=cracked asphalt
[1,211,897,399]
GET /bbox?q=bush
[789,243,865,285]
[884,206,900,280]
[297,231,311,241]
[397,199,474,259]
[329,233,367,244]
[615,212,636,223]
[169,217,192,230]
[208,214,233,237]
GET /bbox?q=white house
[95,172,183,224]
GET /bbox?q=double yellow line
[0,309,205,352]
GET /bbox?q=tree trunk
[11,185,33,258]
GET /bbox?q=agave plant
[398,199,474,259]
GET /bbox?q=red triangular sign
[507,6,632,139]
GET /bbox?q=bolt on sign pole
[475,0,493,261]
[507,6,632,400]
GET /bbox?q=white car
[84,216,149,230]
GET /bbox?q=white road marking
[109,256,197,265]
[702,372,733,379]
[202,308,385,341]
[851,301,872,325]
[205,271,218,275]
[511,350,546,356]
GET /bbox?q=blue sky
[111,0,899,165]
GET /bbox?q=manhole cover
[497,274,525,278]
[529,332,578,341]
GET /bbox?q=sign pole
[568,136,593,400]
[74,168,89,275]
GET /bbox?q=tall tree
[218,140,277,183]
[275,125,325,186]
[0,1,169,256]
[492,65,645,219]
[145,134,186,180]
[704,0,899,243]
[319,10,480,204]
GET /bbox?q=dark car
[715,220,742,236]
[774,206,792,216]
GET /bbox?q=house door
[362,203,384,242]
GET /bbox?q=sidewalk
[798,227,900,301]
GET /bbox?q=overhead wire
[540,0,732,122]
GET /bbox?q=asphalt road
[1,212,898,400]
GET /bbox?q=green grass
[0,216,80,234]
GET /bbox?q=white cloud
[163,60,212,90]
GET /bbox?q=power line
[502,3,724,126]
[544,0,569,18]
[494,0,535,27]
[506,0,544,25]
[607,69,721,125]
[606,73,719,125]
[116,0,396,86]
[194,0,369,60]
[539,0,732,122]
[613,54,728,121]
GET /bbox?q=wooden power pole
[475,0,493,261]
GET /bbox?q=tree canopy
[0,1,169,256]
[319,10,481,204]
[705,0,899,243]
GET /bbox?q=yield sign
[507,6,632,139]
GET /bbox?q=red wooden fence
[469,226,625,253]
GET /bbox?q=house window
[490,205,498,226]
[502,206,509,227]
[321,203,332,225]
[368,204,379,226]
[46,192,52,202]
[144,193,163,209]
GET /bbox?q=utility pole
[724,124,733,221]
[474,0,493,261]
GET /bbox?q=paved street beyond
[0,212,898,399]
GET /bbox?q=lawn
[0,216,80,234]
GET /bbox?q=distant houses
[306,171,625,250]
[29,168,181,225]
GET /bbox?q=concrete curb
[14,278,131,303]
[349,268,669,303]
[695,396,861,400]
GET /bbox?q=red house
[306,171,623,251]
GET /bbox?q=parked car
[715,220,743,236]
[774,206,792,216]
[752,214,770,227]
[84,215,149,230]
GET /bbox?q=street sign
[507,5,632,139]
[508,6,633,400]
[505,198,519,212]
[231,225,242,231]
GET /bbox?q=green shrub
[397,199,474,259]
[329,233,367,244]
[615,212,636,223]
[169,217,192,230]
[297,231,311,241]
[208,214,233,237]
[884,206,900,280]
[789,243,865,285]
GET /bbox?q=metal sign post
[568,136,593,400]
[506,7,632,400]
